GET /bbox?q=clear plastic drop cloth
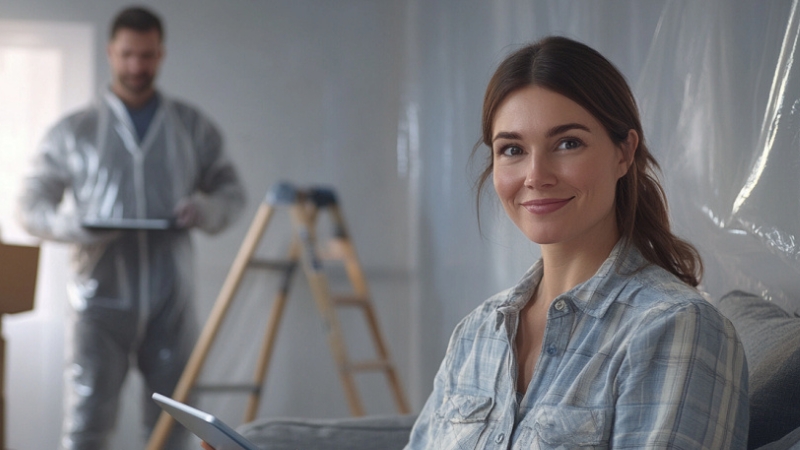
[637,0,800,311]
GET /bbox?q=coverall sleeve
[188,115,246,234]
[612,302,750,449]
[16,123,112,245]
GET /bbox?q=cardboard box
[0,242,40,314]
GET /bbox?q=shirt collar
[103,87,162,111]
[497,239,649,319]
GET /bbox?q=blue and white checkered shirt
[406,241,749,449]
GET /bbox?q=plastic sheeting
[638,0,800,311]
[400,0,800,404]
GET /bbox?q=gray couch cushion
[717,291,800,449]
[756,425,800,450]
[237,414,417,450]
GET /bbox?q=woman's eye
[498,145,523,156]
[557,139,582,150]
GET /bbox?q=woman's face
[491,85,635,248]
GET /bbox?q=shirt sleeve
[16,122,109,244]
[612,301,749,449]
[188,113,246,234]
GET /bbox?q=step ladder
[146,181,410,450]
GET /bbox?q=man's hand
[173,197,203,229]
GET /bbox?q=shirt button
[554,299,566,311]
[546,345,557,356]
[495,433,505,443]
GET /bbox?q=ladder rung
[249,258,296,271]
[332,295,369,306]
[347,359,392,372]
[193,383,262,394]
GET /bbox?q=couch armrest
[237,414,417,450]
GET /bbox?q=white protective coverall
[17,89,246,450]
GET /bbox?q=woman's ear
[617,129,639,178]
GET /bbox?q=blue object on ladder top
[265,181,298,205]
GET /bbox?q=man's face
[107,28,163,98]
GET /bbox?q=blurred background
[1,0,798,448]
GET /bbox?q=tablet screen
[151,393,260,450]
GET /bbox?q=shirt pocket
[433,394,494,449]
[531,404,612,449]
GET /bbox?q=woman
[404,36,748,449]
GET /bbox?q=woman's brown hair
[475,36,702,286]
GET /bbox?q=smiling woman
[404,36,749,449]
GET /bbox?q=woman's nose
[524,154,556,189]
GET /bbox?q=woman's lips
[522,197,574,214]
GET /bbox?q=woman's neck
[537,231,620,303]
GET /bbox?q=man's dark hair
[109,6,164,41]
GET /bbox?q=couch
[238,290,800,450]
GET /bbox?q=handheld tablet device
[151,392,260,450]
[82,217,173,231]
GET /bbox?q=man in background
[16,6,245,449]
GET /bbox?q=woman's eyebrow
[492,131,521,142]
[547,122,590,137]
[492,123,591,143]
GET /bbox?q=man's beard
[119,73,155,95]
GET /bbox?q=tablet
[82,217,173,231]
[151,393,260,450]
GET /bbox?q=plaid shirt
[406,241,748,449]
